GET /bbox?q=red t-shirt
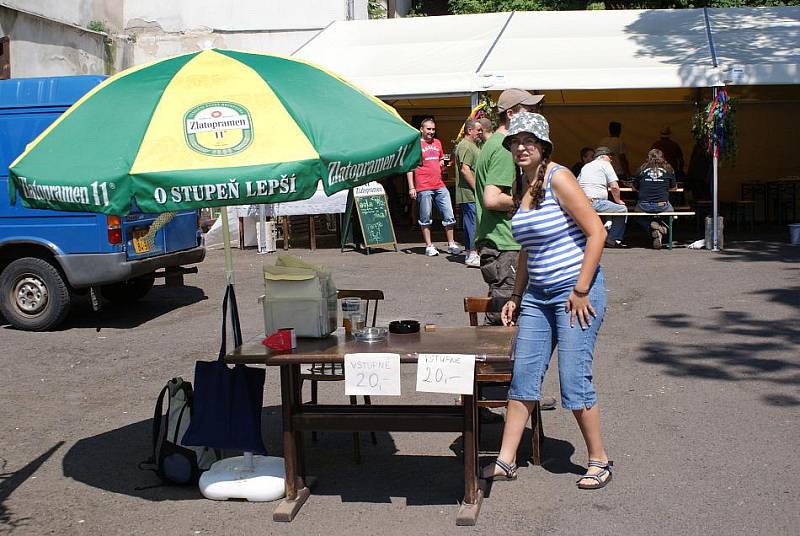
[413,138,445,192]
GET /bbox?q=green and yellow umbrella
[9,48,420,215]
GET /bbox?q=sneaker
[651,230,663,250]
[447,243,462,255]
[425,245,439,256]
[650,220,668,235]
[465,253,481,268]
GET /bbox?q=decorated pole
[698,86,733,252]
[712,87,720,251]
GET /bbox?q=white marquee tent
[294,7,800,97]
[292,6,800,236]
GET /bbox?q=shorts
[417,187,456,227]
[508,268,606,410]
[478,245,518,325]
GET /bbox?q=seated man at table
[577,146,628,248]
[633,149,677,249]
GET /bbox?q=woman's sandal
[481,458,518,481]
[576,460,613,490]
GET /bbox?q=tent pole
[220,206,235,285]
[712,87,719,252]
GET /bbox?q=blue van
[0,76,205,331]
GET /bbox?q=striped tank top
[511,164,586,287]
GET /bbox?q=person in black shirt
[570,146,594,177]
[633,149,677,249]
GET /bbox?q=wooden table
[226,326,516,526]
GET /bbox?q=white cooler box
[262,263,337,338]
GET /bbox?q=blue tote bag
[181,284,268,455]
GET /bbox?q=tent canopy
[294,7,800,98]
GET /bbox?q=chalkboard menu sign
[352,182,397,251]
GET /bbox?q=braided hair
[513,140,553,210]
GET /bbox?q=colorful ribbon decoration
[704,88,730,158]
[455,101,487,141]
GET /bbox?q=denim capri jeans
[417,187,456,227]
[508,268,606,410]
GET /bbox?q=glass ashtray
[353,326,388,342]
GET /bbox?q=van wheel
[0,257,71,331]
[101,276,155,303]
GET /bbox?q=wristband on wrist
[572,287,589,297]
[511,293,522,300]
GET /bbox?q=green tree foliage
[369,0,387,18]
[447,0,799,13]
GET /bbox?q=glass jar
[341,298,362,335]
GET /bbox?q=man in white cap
[577,147,628,248]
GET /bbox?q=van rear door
[122,210,201,260]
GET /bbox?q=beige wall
[0,7,107,77]
[0,0,121,30]
[119,0,369,69]
[123,0,365,32]
[0,1,369,73]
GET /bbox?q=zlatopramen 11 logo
[184,101,253,156]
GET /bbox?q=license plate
[132,229,150,254]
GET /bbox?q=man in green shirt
[474,89,543,324]
[454,118,483,267]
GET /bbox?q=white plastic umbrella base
[199,454,285,502]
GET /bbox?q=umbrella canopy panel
[9,49,421,215]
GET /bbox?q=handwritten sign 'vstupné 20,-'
[344,353,401,396]
[415,354,475,395]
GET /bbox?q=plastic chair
[300,289,383,463]
[464,297,542,465]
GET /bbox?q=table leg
[456,390,483,526]
[274,364,310,522]
[290,364,307,480]
[309,215,316,251]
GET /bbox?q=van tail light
[107,215,122,245]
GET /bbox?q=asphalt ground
[1,230,798,535]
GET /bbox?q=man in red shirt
[406,118,461,256]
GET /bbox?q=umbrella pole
[220,206,235,285]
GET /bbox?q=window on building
[0,37,9,80]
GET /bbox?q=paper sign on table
[415,354,475,395]
[344,353,401,396]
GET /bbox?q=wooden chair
[300,289,383,463]
[464,296,542,465]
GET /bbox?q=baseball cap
[594,146,613,158]
[497,89,544,113]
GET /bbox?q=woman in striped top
[481,112,613,490]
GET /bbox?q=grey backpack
[139,377,220,485]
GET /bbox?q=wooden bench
[596,211,696,249]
